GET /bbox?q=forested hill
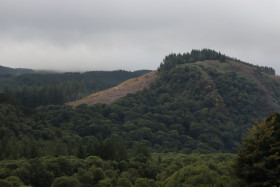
[0,65,34,76]
[67,71,158,107]
[1,49,280,186]
[2,49,279,154]
[61,49,280,153]
[0,69,151,108]
[70,49,278,109]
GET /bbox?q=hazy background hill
[67,71,158,107]
[0,67,150,108]
[0,65,34,76]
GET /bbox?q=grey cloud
[0,0,279,74]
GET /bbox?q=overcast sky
[0,0,279,74]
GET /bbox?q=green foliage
[235,113,280,186]
[0,180,13,187]
[0,153,239,187]
[51,176,79,187]
[158,49,231,75]
[28,158,54,187]
[134,178,158,187]
[0,65,33,76]
[18,53,278,155]
[0,95,81,160]
[158,49,275,75]
[117,178,133,187]
[1,50,275,157]
[1,70,150,108]
[0,50,279,186]
[98,178,112,187]
[0,176,25,187]
[78,166,105,186]
[164,164,236,187]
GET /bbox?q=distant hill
[67,71,158,107]
[0,68,151,107]
[0,65,34,76]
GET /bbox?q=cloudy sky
[0,0,279,74]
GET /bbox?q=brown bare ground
[66,71,158,107]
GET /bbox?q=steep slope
[36,49,280,153]
[67,71,158,107]
[2,50,280,187]
[196,60,280,112]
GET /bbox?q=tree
[29,158,54,187]
[51,176,79,187]
[117,178,132,187]
[0,176,25,187]
[134,178,158,187]
[235,113,280,186]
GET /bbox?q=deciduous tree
[235,113,280,186]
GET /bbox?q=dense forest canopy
[159,49,275,75]
[0,69,150,108]
[0,49,279,186]
[0,65,34,76]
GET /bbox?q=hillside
[67,71,158,107]
[0,69,150,108]
[1,49,280,186]
[194,60,280,112]
[55,49,280,153]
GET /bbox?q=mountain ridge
[0,65,34,76]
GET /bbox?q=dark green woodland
[0,49,279,186]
